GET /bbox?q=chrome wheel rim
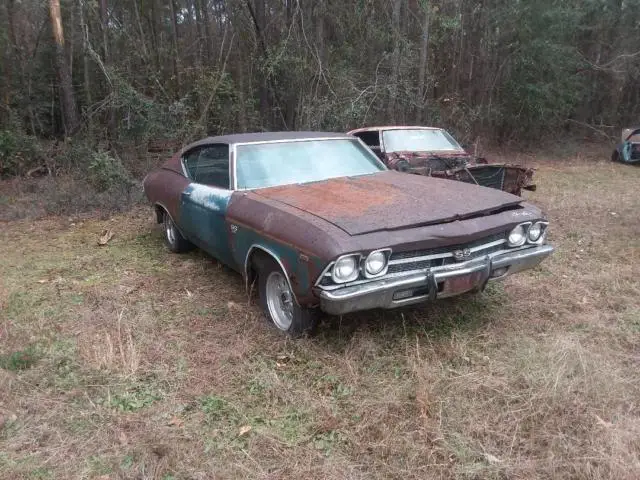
[165,216,176,245]
[265,271,294,331]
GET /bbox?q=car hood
[252,171,522,236]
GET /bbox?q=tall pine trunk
[49,0,79,135]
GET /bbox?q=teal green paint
[232,226,324,295]
[179,184,235,267]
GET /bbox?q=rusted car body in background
[143,132,553,336]
[611,127,640,164]
[348,126,536,196]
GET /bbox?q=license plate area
[440,271,485,295]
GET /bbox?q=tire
[257,257,318,337]
[162,210,194,253]
[611,150,619,163]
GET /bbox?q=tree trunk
[247,0,270,125]
[99,0,109,64]
[49,0,79,135]
[387,0,402,123]
[416,1,430,123]
[200,0,213,63]
[315,0,326,66]
[169,0,182,96]
[79,0,91,109]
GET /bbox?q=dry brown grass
[0,146,639,479]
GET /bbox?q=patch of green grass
[27,467,53,479]
[85,455,112,476]
[107,385,162,412]
[0,347,38,371]
[200,395,233,422]
[313,429,347,455]
[620,308,640,333]
[120,454,135,470]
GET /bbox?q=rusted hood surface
[252,171,522,236]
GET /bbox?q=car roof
[347,126,442,135]
[185,131,352,150]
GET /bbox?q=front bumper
[315,244,554,316]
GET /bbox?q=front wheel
[257,258,318,337]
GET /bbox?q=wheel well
[154,204,165,223]
[245,247,298,304]
[245,248,270,289]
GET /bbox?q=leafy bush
[0,129,45,178]
[87,151,134,192]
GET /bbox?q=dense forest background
[1,0,639,185]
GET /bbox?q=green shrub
[0,129,45,178]
[87,151,134,192]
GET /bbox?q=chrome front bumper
[315,244,554,316]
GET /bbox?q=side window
[354,131,381,149]
[183,144,230,189]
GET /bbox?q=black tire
[611,150,619,163]
[162,210,194,253]
[394,160,410,172]
[256,256,318,337]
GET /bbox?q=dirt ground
[1,146,639,479]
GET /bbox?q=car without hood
[143,131,554,336]
[611,127,640,164]
[348,126,536,195]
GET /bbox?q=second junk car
[348,126,536,195]
[611,126,640,164]
[143,132,554,336]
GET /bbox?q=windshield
[235,138,385,189]
[382,129,463,153]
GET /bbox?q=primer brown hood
[253,171,522,236]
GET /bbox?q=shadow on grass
[314,282,509,351]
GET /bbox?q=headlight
[528,222,543,243]
[332,255,360,283]
[507,224,527,247]
[364,250,390,277]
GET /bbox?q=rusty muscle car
[348,126,536,195]
[143,132,554,336]
[611,127,640,164]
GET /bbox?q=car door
[179,144,234,266]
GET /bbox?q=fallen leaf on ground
[98,229,114,246]
[239,425,252,436]
[169,416,184,428]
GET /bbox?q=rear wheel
[162,211,194,253]
[611,150,620,163]
[257,257,318,337]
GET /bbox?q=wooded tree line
[1,0,639,152]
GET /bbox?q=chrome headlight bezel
[331,254,360,284]
[363,249,392,279]
[508,222,530,247]
[507,221,549,247]
[527,221,548,245]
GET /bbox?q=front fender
[231,226,327,306]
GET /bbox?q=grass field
[1,147,639,479]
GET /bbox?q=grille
[387,259,434,274]
[318,232,507,287]
[468,166,506,190]
[390,233,506,262]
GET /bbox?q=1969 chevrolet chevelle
[143,132,554,336]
